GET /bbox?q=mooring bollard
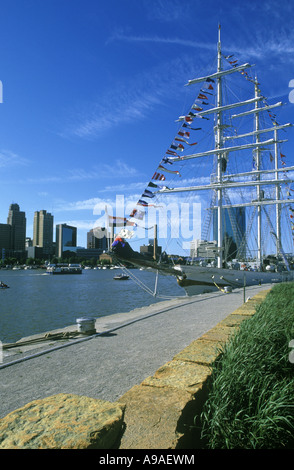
[223,286,232,293]
[76,318,96,335]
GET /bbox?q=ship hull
[175,265,294,296]
[111,240,294,295]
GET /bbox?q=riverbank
[0,268,184,343]
[0,283,272,422]
[0,283,273,449]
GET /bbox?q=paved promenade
[0,284,272,419]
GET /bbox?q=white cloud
[67,160,139,181]
[60,52,196,141]
[23,159,139,185]
[54,197,105,212]
[67,87,164,139]
[143,0,192,23]
[107,31,216,52]
[0,150,29,168]
[54,219,95,231]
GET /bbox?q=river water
[0,268,184,343]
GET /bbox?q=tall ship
[111,27,294,296]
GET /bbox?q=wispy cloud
[225,35,294,62]
[111,29,294,64]
[55,198,102,212]
[101,181,149,193]
[67,160,139,181]
[24,159,139,185]
[65,83,166,139]
[54,218,96,231]
[62,5,294,141]
[0,150,29,168]
[107,31,216,52]
[61,52,197,141]
[142,0,192,23]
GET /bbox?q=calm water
[0,268,184,343]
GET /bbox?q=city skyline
[0,1,293,254]
[0,201,111,263]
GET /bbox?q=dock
[0,283,272,422]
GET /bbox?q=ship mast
[157,27,293,265]
[216,24,223,268]
[254,78,262,268]
[274,123,281,256]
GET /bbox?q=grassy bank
[200,282,294,449]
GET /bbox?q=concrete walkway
[0,284,272,419]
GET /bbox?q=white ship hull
[175,265,294,296]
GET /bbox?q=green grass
[200,282,294,449]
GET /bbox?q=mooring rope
[118,263,185,299]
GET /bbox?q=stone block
[118,384,203,449]
[142,360,211,395]
[200,324,235,343]
[0,394,125,449]
[218,313,250,328]
[173,338,223,365]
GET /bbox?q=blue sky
[0,0,293,254]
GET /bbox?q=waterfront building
[76,247,106,260]
[99,253,113,264]
[0,223,11,250]
[0,223,11,261]
[56,223,77,258]
[87,227,108,251]
[213,207,246,261]
[27,245,44,260]
[33,210,54,256]
[26,237,33,248]
[7,203,26,256]
[190,239,218,260]
[140,240,162,258]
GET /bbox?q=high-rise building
[0,223,11,250]
[0,223,11,260]
[190,239,218,260]
[33,210,54,255]
[56,223,77,258]
[213,207,246,260]
[7,203,26,254]
[87,227,108,251]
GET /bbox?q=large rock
[118,384,203,449]
[0,394,125,449]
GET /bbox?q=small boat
[113,274,129,280]
[46,263,82,275]
[0,282,9,289]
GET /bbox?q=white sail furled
[231,102,283,119]
[185,63,253,86]
[167,139,282,162]
[178,97,263,121]
[224,123,292,141]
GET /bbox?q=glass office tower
[213,207,246,261]
[56,223,77,258]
